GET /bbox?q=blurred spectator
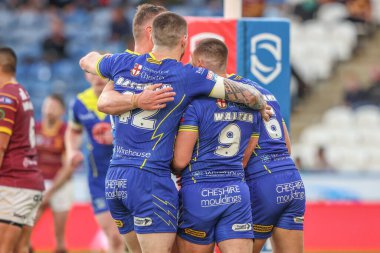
[366,67,380,105]
[345,0,372,23]
[293,0,320,22]
[243,0,265,17]
[110,6,132,45]
[313,146,335,172]
[42,15,67,63]
[343,75,367,107]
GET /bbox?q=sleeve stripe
[3,118,14,124]
[0,126,12,135]
[178,129,198,132]
[179,125,198,129]
[0,92,18,104]
[96,55,107,78]
[251,134,260,138]
[209,76,225,99]
[0,105,17,112]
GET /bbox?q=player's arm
[210,77,270,119]
[0,93,19,167]
[172,104,199,172]
[283,120,292,155]
[0,133,10,168]
[172,131,198,172]
[97,81,176,115]
[243,136,259,169]
[79,51,107,75]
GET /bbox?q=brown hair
[193,38,228,73]
[152,12,187,48]
[48,93,65,109]
[133,4,167,40]
[0,47,17,74]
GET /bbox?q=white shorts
[44,179,73,212]
[0,185,43,227]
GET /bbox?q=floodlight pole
[223,0,242,19]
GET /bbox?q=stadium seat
[322,106,355,127]
[317,3,349,23]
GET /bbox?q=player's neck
[134,43,151,55]
[0,74,17,87]
[216,72,228,78]
[151,46,181,61]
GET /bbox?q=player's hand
[135,83,176,110]
[40,190,52,211]
[92,122,113,145]
[260,104,273,121]
[68,150,84,168]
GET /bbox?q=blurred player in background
[0,47,44,253]
[35,94,70,253]
[188,38,305,253]
[43,73,125,253]
[171,39,259,253]
[80,12,268,253]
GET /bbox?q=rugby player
[171,39,259,253]
[35,94,70,253]
[80,12,268,253]
[44,73,125,253]
[48,5,170,253]
[189,39,305,253]
[0,47,44,253]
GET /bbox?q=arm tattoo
[223,78,266,110]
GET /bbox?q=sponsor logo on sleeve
[184,228,206,238]
[0,96,13,104]
[134,217,153,227]
[232,223,252,232]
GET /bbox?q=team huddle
[0,3,305,253]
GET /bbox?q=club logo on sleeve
[216,99,227,109]
[232,223,252,232]
[131,63,142,76]
[134,217,152,226]
[206,71,217,81]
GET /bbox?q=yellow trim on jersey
[151,95,186,151]
[179,125,198,132]
[77,88,107,121]
[251,133,260,138]
[209,76,225,99]
[140,159,147,169]
[0,126,12,135]
[0,105,16,112]
[264,165,272,174]
[3,118,14,124]
[152,194,177,209]
[227,73,235,78]
[96,55,107,78]
[125,49,141,55]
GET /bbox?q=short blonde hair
[152,12,188,48]
[133,4,167,40]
